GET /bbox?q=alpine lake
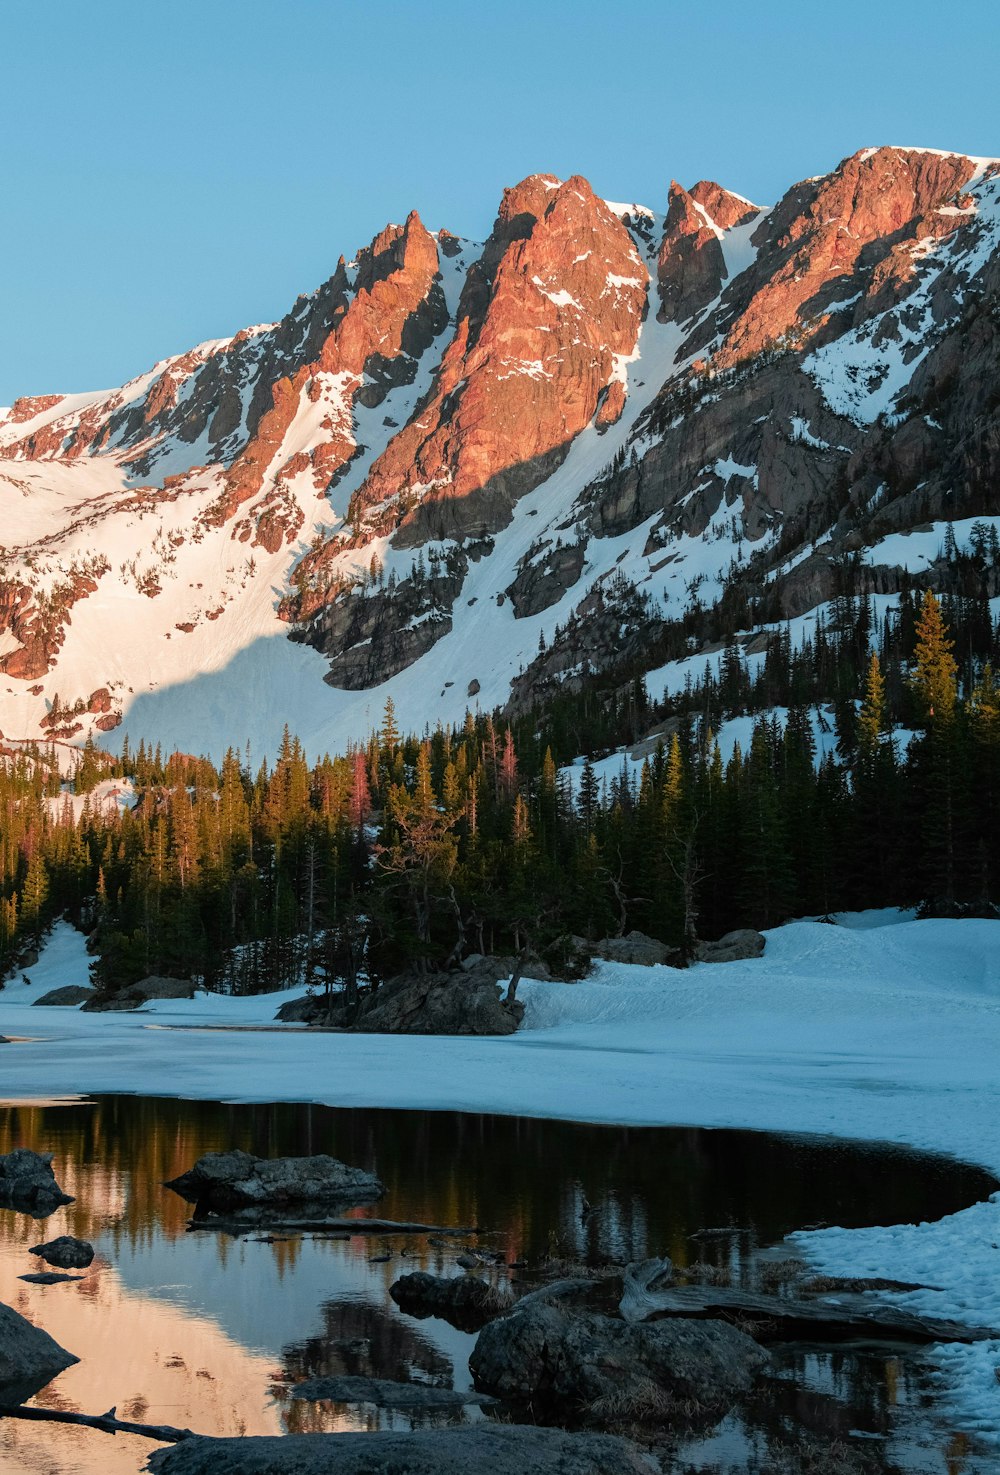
[0,1096,996,1475]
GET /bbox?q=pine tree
[912,590,958,723]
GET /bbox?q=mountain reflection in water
[0,1096,995,1475]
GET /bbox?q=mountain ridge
[1,144,998,759]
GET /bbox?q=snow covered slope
[2,147,998,759]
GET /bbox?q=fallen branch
[0,1403,195,1443]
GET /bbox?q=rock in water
[29,1235,95,1269]
[290,1375,496,1409]
[164,1150,384,1216]
[390,1270,516,1330]
[147,1426,660,1474]
[470,1300,769,1427]
[0,1300,78,1404]
[0,1149,74,1214]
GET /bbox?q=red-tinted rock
[347,174,648,546]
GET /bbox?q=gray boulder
[274,993,326,1023]
[82,975,197,1012]
[694,929,766,964]
[0,1299,78,1404]
[390,1270,516,1330]
[33,984,95,1007]
[0,1149,74,1214]
[164,1150,384,1217]
[131,975,198,1000]
[591,931,679,967]
[275,959,531,1033]
[147,1426,660,1475]
[354,965,524,1036]
[30,1235,94,1269]
[470,1299,768,1427]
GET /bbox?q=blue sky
[2,0,998,404]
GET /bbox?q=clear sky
[2,0,998,405]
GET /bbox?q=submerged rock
[29,1235,95,1269]
[19,1272,83,1285]
[147,1426,660,1474]
[0,1299,78,1404]
[0,1149,74,1214]
[389,1270,516,1331]
[164,1150,384,1218]
[290,1374,496,1409]
[32,984,96,1007]
[470,1299,769,1427]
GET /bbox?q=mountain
[1,146,998,759]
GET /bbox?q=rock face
[470,1299,768,1426]
[0,1150,73,1213]
[29,1235,94,1269]
[147,1426,660,1475]
[0,1299,79,1404]
[164,1150,384,1216]
[32,984,95,1007]
[390,1270,516,1331]
[344,175,648,546]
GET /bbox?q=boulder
[29,1235,94,1269]
[81,975,196,1012]
[591,931,680,967]
[130,975,197,999]
[470,1299,768,1427]
[164,1150,384,1218]
[353,967,524,1036]
[0,1149,74,1214]
[694,929,766,964]
[32,984,95,1007]
[274,993,327,1023]
[80,993,142,1012]
[0,1299,79,1404]
[390,1270,516,1331]
[147,1426,660,1475]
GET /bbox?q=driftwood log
[620,1261,999,1345]
[0,1403,194,1442]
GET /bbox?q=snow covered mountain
[2,146,998,758]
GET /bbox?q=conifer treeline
[0,592,997,993]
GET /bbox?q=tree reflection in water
[0,1096,994,1474]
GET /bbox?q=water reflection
[0,1097,995,1475]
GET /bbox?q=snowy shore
[1,911,998,1442]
